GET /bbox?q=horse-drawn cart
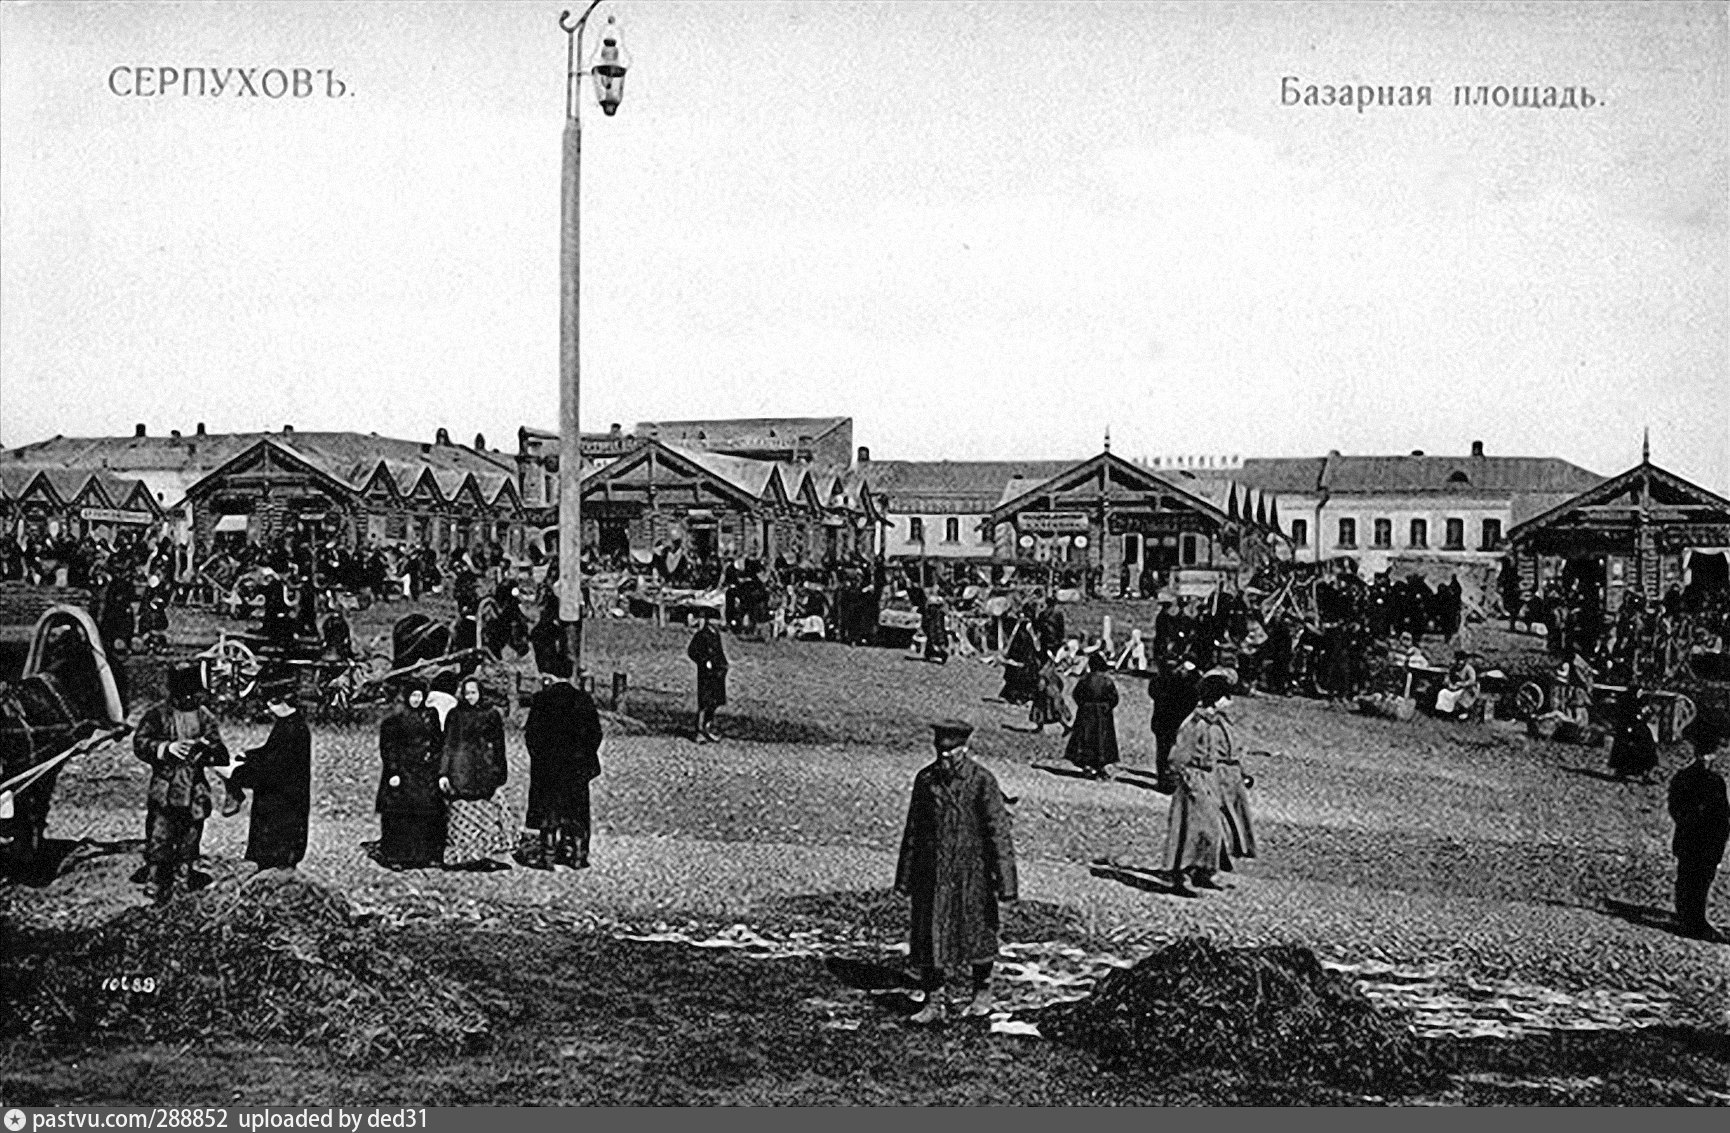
[1,603,130,875]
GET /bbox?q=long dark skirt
[380,812,446,866]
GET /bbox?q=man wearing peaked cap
[896,718,1018,1025]
[931,718,973,751]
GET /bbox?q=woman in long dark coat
[439,677,512,868]
[998,616,1042,704]
[374,682,446,867]
[687,613,728,742]
[225,677,312,870]
[520,658,604,870]
[1028,649,1072,733]
[921,596,950,663]
[1607,688,1659,782]
[1065,651,1120,777]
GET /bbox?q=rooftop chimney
[473,433,486,451]
[196,422,206,436]
[435,427,450,446]
[170,429,182,440]
[1471,440,1484,457]
[857,445,871,464]
[609,424,622,437]
[134,423,146,437]
[283,424,294,435]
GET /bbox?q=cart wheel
[206,637,258,673]
[1513,681,1545,720]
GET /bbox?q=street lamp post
[557,4,627,678]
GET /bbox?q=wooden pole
[558,10,598,675]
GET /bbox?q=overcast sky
[2,1,1725,487]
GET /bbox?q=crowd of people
[125,653,605,903]
[1523,574,1730,685]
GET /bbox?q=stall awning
[213,515,249,533]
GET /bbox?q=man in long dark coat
[132,663,229,902]
[1148,659,1199,794]
[519,656,604,870]
[1668,720,1728,941]
[921,595,950,663]
[224,675,312,870]
[895,720,1019,1024]
[1035,598,1066,657]
[687,611,728,742]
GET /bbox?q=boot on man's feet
[909,989,947,1026]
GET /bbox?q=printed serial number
[102,976,159,993]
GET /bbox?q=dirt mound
[2,869,508,1062]
[1033,937,1440,1091]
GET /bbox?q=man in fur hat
[895,719,1019,1024]
[132,662,229,902]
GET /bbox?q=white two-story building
[1230,442,1604,576]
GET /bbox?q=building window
[909,517,924,543]
[1124,533,1141,565]
[1337,518,1357,548]
[1481,518,1502,550]
[1444,517,1465,549]
[981,521,995,543]
[1180,533,1199,566]
[1290,519,1308,546]
[1373,518,1392,548]
[1409,518,1428,548]
[944,517,960,543]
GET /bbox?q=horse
[0,606,127,876]
[479,582,530,659]
[392,612,453,668]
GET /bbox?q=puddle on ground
[609,921,1680,1041]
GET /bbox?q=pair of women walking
[1160,674,1258,896]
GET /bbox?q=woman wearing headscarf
[439,676,512,869]
[1064,651,1120,777]
[373,681,446,868]
[1162,674,1231,897]
[1211,684,1257,869]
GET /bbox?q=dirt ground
[4,601,1728,1105]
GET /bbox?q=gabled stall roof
[988,451,1243,528]
[1508,459,1730,546]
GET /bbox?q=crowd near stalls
[0,467,168,583]
[1507,454,1730,688]
[4,425,536,569]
